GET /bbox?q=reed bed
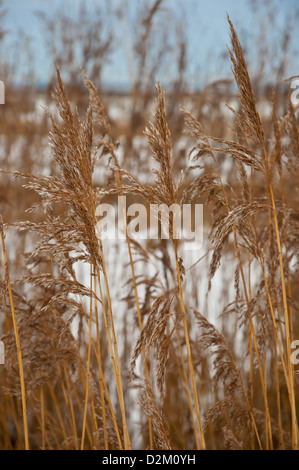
[0,14,298,450]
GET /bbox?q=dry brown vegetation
[0,1,299,450]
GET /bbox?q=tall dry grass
[0,11,298,450]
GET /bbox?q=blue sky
[1,0,299,89]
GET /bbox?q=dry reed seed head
[38,70,105,269]
[130,288,178,398]
[144,81,176,204]
[13,274,102,308]
[253,408,292,450]
[211,202,267,246]
[182,105,266,180]
[180,171,222,206]
[83,71,121,172]
[138,379,172,450]
[181,107,214,162]
[202,388,253,449]
[223,425,245,450]
[1,279,85,409]
[226,15,265,147]
[155,333,171,402]
[207,202,267,289]
[193,309,246,397]
[211,139,265,173]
